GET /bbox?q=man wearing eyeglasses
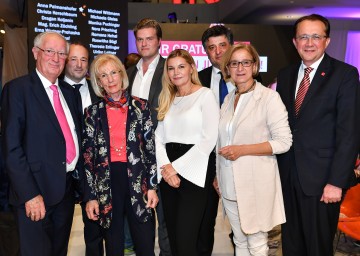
[1,31,82,256]
[276,14,360,256]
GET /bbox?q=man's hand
[25,195,46,221]
[146,189,159,209]
[320,184,342,203]
[86,200,100,220]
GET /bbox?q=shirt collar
[136,54,160,71]
[36,69,59,89]
[64,76,86,87]
[301,53,324,72]
[211,66,221,76]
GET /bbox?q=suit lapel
[148,57,165,105]
[30,72,63,136]
[296,55,331,118]
[60,81,82,141]
[199,66,212,88]
[98,101,111,160]
[87,80,100,104]
[127,66,138,95]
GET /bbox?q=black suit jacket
[276,53,360,196]
[198,66,212,89]
[87,80,101,105]
[126,56,165,127]
[1,71,82,206]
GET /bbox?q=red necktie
[295,67,313,116]
[50,85,76,164]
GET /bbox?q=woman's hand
[161,164,178,181]
[161,163,181,188]
[146,190,159,209]
[213,177,220,196]
[219,145,243,161]
[167,175,181,188]
[86,200,100,220]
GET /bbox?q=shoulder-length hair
[221,43,260,83]
[89,54,129,98]
[157,49,202,121]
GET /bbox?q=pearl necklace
[173,84,193,105]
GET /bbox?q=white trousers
[222,197,269,256]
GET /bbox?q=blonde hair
[157,49,202,121]
[221,43,260,83]
[89,54,129,98]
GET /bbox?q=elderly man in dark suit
[1,31,82,256]
[276,14,360,256]
[126,18,171,256]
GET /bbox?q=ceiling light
[0,30,5,34]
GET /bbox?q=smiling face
[166,56,194,91]
[205,35,231,69]
[65,44,89,83]
[32,33,67,83]
[227,49,255,86]
[97,61,123,100]
[293,20,330,67]
[135,27,160,61]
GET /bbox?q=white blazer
[217,82,292,234]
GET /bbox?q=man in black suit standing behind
[276,14,360,256]
[198,25,234,256]
[1,31,82,256]
[64,42,102,256]
[64,42,99,111]
[127,18,171,256]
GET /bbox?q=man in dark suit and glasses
[198,25,235,256]
[276,14,360,256]
[1,31,82,256]
[64,42,102,256]
[127,18,171,256]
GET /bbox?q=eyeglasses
[98,70,121,81]
[296,34,328,42]
[228,60,254,68]
[36,46,68,59]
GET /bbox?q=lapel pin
[321,72,325,76]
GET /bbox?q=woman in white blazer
[217,44,292,255]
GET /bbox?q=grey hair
[33,31,69,53]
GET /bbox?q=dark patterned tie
[73,84,82,92]
[219,72,228,106]
[295,67,313,116]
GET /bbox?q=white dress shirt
[64,76,92,110]
[210,66,236,106]
[131,54,160,99]
[37,69,79,172]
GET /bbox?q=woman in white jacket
[217,43,292,255]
